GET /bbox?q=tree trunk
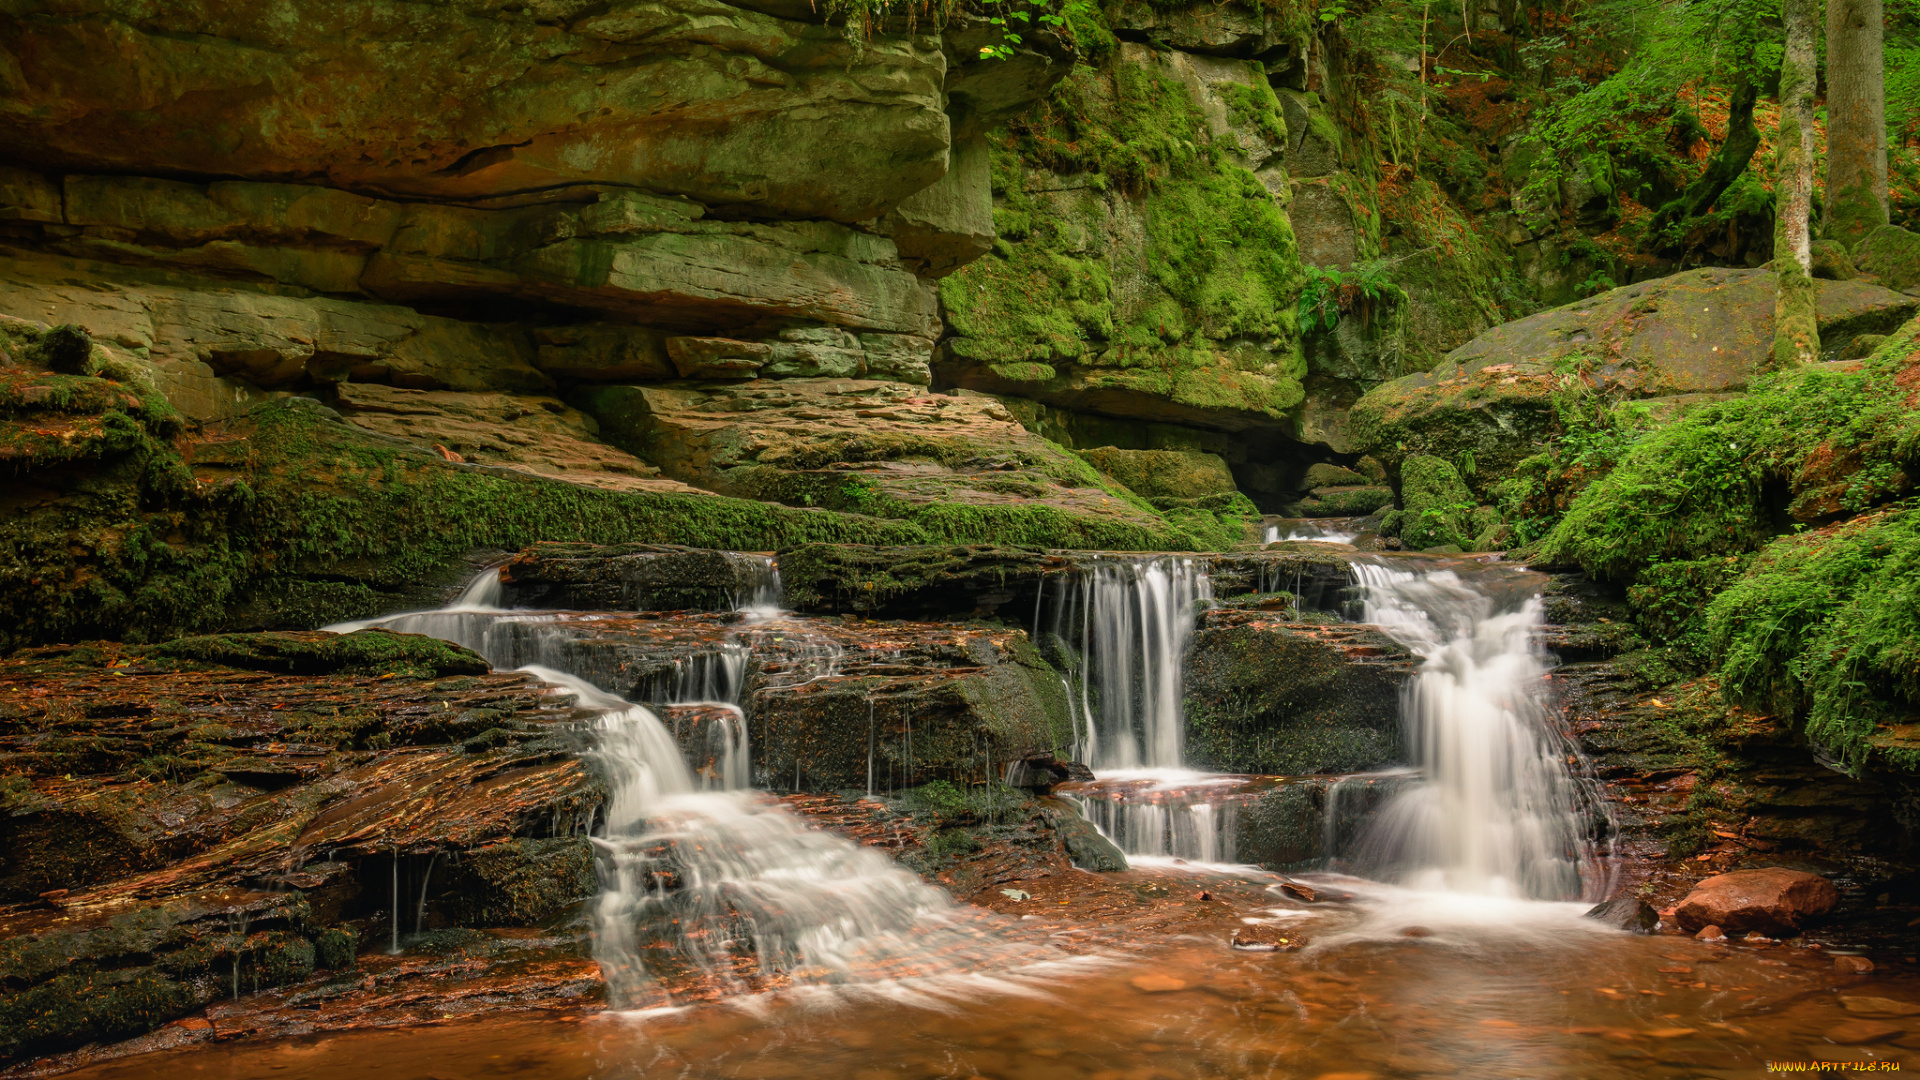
[1650,76,1761,245]
[1773,0,1820,369]
[1825,0,1888,245]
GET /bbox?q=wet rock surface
[1673,869,1842,936]
[1184,608,1414,775]
[0,632,603,1061]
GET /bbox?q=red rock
[1835,955,1877,974]
[1672,869,1839,935]
[1694,925,1726,941]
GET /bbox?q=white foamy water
[329,567,1047,1008]
[1262,523,1358,545]
[1064,557,1209,770]
[1045,561,1238,862]
[1346,560,1608,900]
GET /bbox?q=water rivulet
[332,568,1038,1008]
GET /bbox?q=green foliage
[1296,259,1406,336]
[1625,555,1752,666]
[1540,325,1920,578]
[1707,506,1920,771]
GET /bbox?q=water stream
[331,564,1046,1009]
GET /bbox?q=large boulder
[1672,868,1840,936]
[1350,269,1920,492]
[1854,224,1920,294]
[1184,609,1416,775]
[934,44,1309,445]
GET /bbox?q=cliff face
[0,1,1075,414]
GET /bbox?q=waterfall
[331,565,1037,1007]
[1047,557,1237,862]
[1345,560,1607,900]
[1062,556,1209,771]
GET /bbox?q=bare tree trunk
[1825,0,1888,245]
[1773,0,1820,369]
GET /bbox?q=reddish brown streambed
[46,876,1919,1080]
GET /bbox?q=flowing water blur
[1341,559,1610,899]
[329,567,1050,1009]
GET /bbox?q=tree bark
[1774,0,1820,369]
[1825,0,1889,245]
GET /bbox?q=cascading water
[1339,560,1609,900]
[1262,522,1358,545]
[1062,556,1209,771]
[1046,557,1239,862]
[330,563,1055,1007]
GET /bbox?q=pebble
[1835,955,1876,974]
[1694,925,1725,941]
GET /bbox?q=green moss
[0,971,192,1059]
[1398,455,1474,549]
[0,383,942,649]
[1539,321,1920,578]
[1704,506,1920,771]
[314,926,358,970]
[1625,555,1752,665]
[445,838,595,926]
[942,37,1305,420]
[1294,485,1393,517]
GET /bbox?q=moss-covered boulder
[444,838,596,927]
[776,544,1071,618]
[934,42,1309,444]
[1397,455,1475,550]
[1077,447,1239,502]
[573,379,1252,550]
[501,543,777,612]
[1853,224,1920,294]
[1350,269,1919,494]
[1292,485,1393,518]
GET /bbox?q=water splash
[1345,560,1609,900]
[1262,522,1358,545]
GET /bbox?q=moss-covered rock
[1076,447,1239,501]
[444,838,596,926]
[1292,484,1393,518]
[1397,455,1474,550]
[1183,611,1415,775]
[935,40,1308,443]
[144,629,490,678]
[1853,224,1920,293]
[1350,269,1918,495]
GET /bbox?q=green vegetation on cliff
[940,41,1308,422]
[1538,321,1920,770]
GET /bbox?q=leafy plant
[977,0,1066,60]
[1295,258,1407,336]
